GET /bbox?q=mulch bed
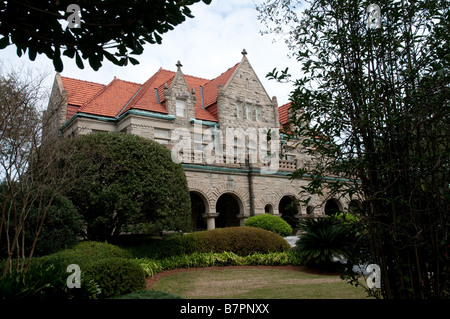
[145,265,341,289]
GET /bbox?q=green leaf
[0,36,9,49]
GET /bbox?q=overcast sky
[0,0,301,106]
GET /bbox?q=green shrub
[57,132,192,241]
[0,263,100,300]
[138,251,301,277]
[294,217,362,269]
[134,227,291,259]
[35,241,132,270]
[84,258,146,298]
[244,214,293,236]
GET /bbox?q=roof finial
[176,60,183,68]
[241,49,247,56]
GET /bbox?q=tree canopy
[258,0,449,298]
[58,132,192,241]
[0,0,212,72]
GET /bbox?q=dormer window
[176,99,186,117]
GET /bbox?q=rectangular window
[236,102,243,118]
[154,128,171,144]
[255,105,262,121]
[176,99,186,117]
[245,103,252,120]
[194,133,204,151]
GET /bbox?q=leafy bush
[57,132,192,241]
[244,213,293,236]
[138,251,300,277]
[294,217,363,270]
[0,263,100,300]
[35,241,132,270]
[133,227,291,259]
[84,258,145,298]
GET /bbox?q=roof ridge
[60,76,107,87]
[79,77,118,111]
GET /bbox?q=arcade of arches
[189,190,363,233]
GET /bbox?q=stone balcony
[176,150,302,174]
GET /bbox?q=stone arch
[187,180,214,213]
[324,198,344,216]
[264,203,275,214]
[210,182,249,218]
[278,194,301,229]
[215,192,244,228]
[190,191,209,231]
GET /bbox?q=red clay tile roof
[60,62,271,124]
[61,77,105,107]
[122,68,175,115]
[79,78,141,117]
[278,102,291,127]
[202,63,239,108]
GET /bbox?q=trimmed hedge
[131,227,291,259]
[28,241,139,299]
[84,258,145,298]
[243,214,293,236]
[35,241,132,270]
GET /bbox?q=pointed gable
[120,68,176,116]
[60,59,257,124]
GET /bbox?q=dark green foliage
[258,0,449,298]
[11,241,142,299]
[294,217,364,270]
[25,195,83,257]
[131,227,291,259]
[36,241,132,270]
[0,263,100,300]
[58,132,192,241]
[84,258,145,298]
[0,0,212,72]
[0,185,83,258]
[244,213,293,236]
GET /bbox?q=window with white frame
[236,102,243,118]
[154,128,171,144]
[176,99,186,117]
[255,105,262,121]
[245,103,252,120]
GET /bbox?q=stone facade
[45,51,360,231]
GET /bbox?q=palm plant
[295,217,363,269]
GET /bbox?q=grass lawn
[148,266,373,299]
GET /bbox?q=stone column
[203,212,219,230]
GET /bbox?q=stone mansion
[45,50,361,231]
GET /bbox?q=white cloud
[0,1,300,106]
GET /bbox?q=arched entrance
[190,192,207,231]
[215,193,241,228]
[324,198,343,216]
[264,204,274,214]
[278,195,299,229]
